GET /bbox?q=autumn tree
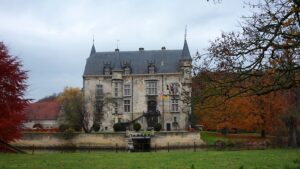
[58,87,83,131]
[194,80,290,137]
[0,42,28,142]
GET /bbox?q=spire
[181,26,192,60]
[90,37,96,56]
[90,44,96,56]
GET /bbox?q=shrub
[113,123,122,132]
[93,123,100,132]
[59,124,69,132]
[33,123,43,129]
[133,123,141,132]
[63,128,76,140]
[154,123,162,131]
[72,124,82,132]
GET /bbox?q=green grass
[200,131,266,145]
[201,131,229,144]
[0,149,298,169]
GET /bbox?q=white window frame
[114,82,119,97]
[114,103,118,114]
[124,84,131,96]
[146,81,157,95]
[171,99,179,112]
[124,100,131,113]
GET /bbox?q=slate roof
[83,41,192,76]
[25,101,60,120]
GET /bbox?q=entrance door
[166,123,171,131]
[147,100,156,112]
[147,100,158,128]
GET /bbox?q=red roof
[25,101,60,120]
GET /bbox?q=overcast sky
[0,0,253,101]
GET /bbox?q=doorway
[166,123,171,131]
[147,100,159,128]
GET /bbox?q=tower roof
[90,44,96,56]
[181,39,192,60]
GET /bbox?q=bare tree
[195,0,300,102]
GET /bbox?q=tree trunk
[261,129,266,138]
[288,117,298,147]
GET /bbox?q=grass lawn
[0,149,298,169]
[201,131,268,145]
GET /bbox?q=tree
[195,0,300,100]
[194,87,290,137]
[0,42,28,142]
[58,87,83,132]
[37,93,58,103]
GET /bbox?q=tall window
[124,100,131,113]
[114,82,120,97]
[170,83,179,95]
[96,85,103,96]
[174,116,177,122]
[171,99,179,112]
[124,84,131,96]
[146,81,157,95]
[114,103,118,114]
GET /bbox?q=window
[146,81,157,95]
[170,83,179,95]
[174,116,177,122]
[96,85,103,96]
[114,103,118,114]
[114,82,122,97]
[104,67,111,75]
[124,67,131,75]
[148,66,155,74]
[124,84,131,96]
[171,99,179,112]
[124,100,131,113]
[184,68,190,78]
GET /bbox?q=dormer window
[148,65,155,74]
[124,66,131,75]
[104,67,111,75]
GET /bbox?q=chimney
[161,46,166,50]
[139,47,144,51]
[115,48,119,52]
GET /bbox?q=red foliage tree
[0,42,28,142]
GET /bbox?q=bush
[63,128,76,140]
[154,123,162,131]
[59,124,69,132]
[72,124,82,132]
[133,123,141,132]
[113,123,122,132]
[33,123,43,129]
[93,123,100,132]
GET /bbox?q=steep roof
[84,49,184,75]
[84,40,192,76]
[25,101,60,120]
[181,40,192,60]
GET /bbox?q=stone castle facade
[82,39,192,131]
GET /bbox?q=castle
[82,38,192,131]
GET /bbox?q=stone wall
[12,132,204,149]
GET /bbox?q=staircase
[0,139,26,154]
